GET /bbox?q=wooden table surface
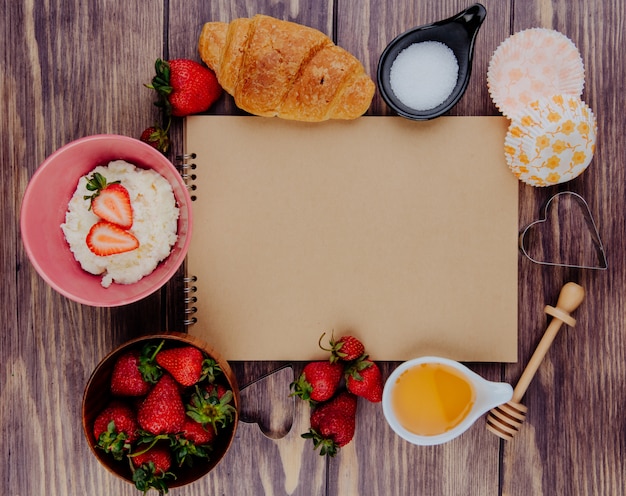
[3,0,625,494]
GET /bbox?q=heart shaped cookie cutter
[519,191,608,270]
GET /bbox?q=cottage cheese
[61,160,179,288]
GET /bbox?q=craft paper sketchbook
[183,115,518,362]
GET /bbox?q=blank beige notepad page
[184,115,518,362]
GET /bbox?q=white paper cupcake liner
[504,95,596,187]
[488,28,585,119]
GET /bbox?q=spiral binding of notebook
[182,275,198,326]
[177,153,198,326]
[176,153,198,201]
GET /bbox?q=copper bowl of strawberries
[82,332,239,493]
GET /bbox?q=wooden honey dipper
[486,282,585,440]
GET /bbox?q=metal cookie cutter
[519,191,608,270]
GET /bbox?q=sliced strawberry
[86,221,139,256]
[92,183,133,229]
[84,172,134,228]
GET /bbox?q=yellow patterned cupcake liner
[488,28,585,120]
[504,95,596,187]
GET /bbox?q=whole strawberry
[345,358,383,403]
[180,417,216,446]
[140,124,170,153]
[92,401,138,460]
[132,444,172,473]
[319,332,365,363]
[147,58,222,117]
[171,418,215,467]
[303,391,358,456]
[138,374,186,435]
[131,444,173,494]
[290,361,343,404]
[110,342,163,396]
[310,391,358,429]
[156,346,206,387]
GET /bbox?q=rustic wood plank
[503,1,626,495]
[4,1,168,494]
[0,0,22,492]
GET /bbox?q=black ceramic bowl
[377,3,486,120]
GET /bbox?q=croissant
[198,15,376,121]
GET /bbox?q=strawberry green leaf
[138,340,165,384]
[186,386,235,432]
[171,437,213,468]
[131,461,174,494]
[200,358,223,384]
[96,420,132,461]
[145,58,174,116]
[301,428,339,457]
[83,172,120,204]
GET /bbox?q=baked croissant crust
[198,15,376,121]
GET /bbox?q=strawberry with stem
[146,58,222,117]
[133,417,214,469]
[130,444,175,494]
[302,391,358,456]
[92,401,138,460]
[141,58,222,154]
[186,384,236,434]
[84,172,134,229]
[110,340,164,396]
[319,331,366,363]
[345,357,383,403]
[290,361,343,405]
[170,418,215,467]
[140,119,171,153]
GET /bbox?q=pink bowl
[20,135,193,306]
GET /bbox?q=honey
[391,362,475,436]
